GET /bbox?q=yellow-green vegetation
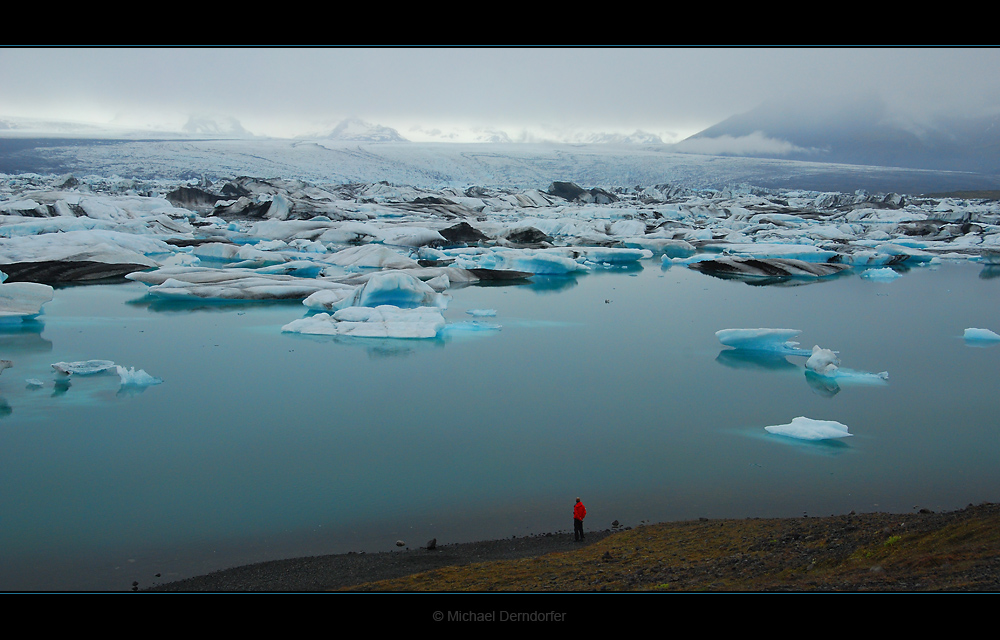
[345,503,1000,592]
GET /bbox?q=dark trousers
[574,518,585,540]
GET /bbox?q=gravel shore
[146,501,1000,592]
[147,530,613,592]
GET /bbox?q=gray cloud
[1,48,997,139]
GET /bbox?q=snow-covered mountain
[676,95,1000,174]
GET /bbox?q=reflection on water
[1,262,999,591]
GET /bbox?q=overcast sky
[2,48,998,141]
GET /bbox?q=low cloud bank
[673,131,815,157]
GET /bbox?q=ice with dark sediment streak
[688,257,851,279]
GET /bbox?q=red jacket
[574,501,586,520]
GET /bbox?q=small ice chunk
[805,345,840,375]
[764,416,853,441]
[25,378,44,388]
[51,360,117,375]
[861,267,902,280]
[115,365,163,386]
[964,328,1000,342]
[466,309,497,317]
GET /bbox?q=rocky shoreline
[147,502,1000,592]
[146,530,613,592]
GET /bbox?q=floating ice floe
[282,305,446,339]
[764,416,853,441]
[803,345,889,383]
[715,328,812,356]
[475,248,587,275]
[964,327,1000,342]
[466,309,497,317]
[50,360,162,387]
[860,267,902,280]
[51,360,118,375]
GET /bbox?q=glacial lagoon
[1,259,998,591]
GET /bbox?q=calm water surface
[1,260,998,590]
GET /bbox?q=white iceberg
[764,416,853,441]
[282,305,446,339]
[860,267,902,280]
[805,345,840,375]
[0,272,54,320]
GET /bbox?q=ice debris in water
[964,327,1000,342]
[466,309,497,317]
[115,366,162,386]
[804,345,888,382]
[282,305,446,339]
[52,360,117,375]
[764,416,853,441]
[51,360,162,386]
[715,328,812,356]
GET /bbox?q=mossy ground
[346,502,1000,592]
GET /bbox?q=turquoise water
[1,261,998,590]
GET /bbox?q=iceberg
[0,272,54,320]
[805,345,840,375]
[764,416,853,441]
[861,267,902,280]
[282,305,446,339]
[964,327,1000,342]
[715,328,811,356]
[690,257,851,280]
[324,244,419,270]
[803,345,888,382]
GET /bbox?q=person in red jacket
[573,497,587,541]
